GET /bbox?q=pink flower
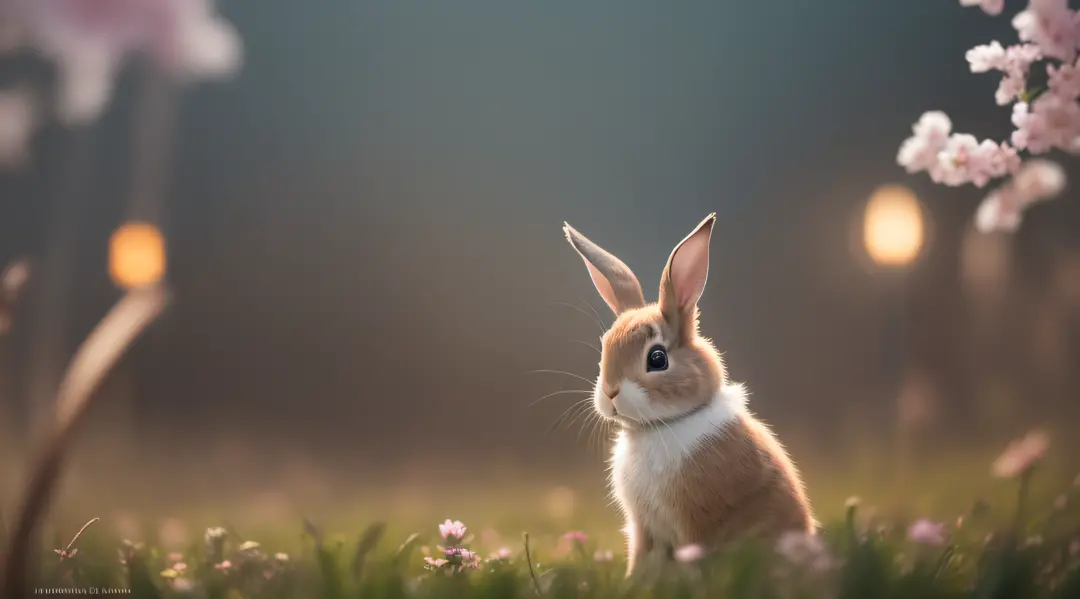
[1012,0,1080,62]
[907,519,947,545]
[960,0,1005,16]
[213,560,231,571]
[975,189,1024,232]
[996,45,1042,105]
[1011,93,1080,153]
[966,41,1007,72]
[974,159,1064,232]
[965,42,1041,105]
[992,429,1050,478]
[1012,158,1066,199]
[423,557,448,569]
[931,135,1016,187]
[9,0,241,124]
[1048,57,1080,100]
[443,547,481,570]
[488,547,512,560]
[562,531,588,544]
[775,532,835,570]
[674,544,704,563]
[898,111,953,174]
[438,519,467,542]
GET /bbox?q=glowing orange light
[109,222,165,289]
[863,184,924,267]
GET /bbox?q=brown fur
[670,412,816,548]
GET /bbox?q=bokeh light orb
[863,184,924,267]
[109,222,165,289]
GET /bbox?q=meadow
[13,430,1080,599]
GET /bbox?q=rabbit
[562,213,816,577]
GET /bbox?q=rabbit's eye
[646,346,668,372]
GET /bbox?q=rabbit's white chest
[609,385,747,547]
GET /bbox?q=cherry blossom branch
[899,0,1079,232]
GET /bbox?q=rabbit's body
[613,383,814,566]
[562,214,816,576]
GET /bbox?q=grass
[17,461,1080,599]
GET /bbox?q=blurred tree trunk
[25,128,95,450]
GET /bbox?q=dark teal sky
[2,0,1078,480]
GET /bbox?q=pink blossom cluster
[897,111,1021,188]
[0,0,241,167]
[899,0,1080,232]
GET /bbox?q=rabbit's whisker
[549,300,607,335]
[529,388,591,407]
[568,339,600,354]
[526,369,596,386]
[578,296,609,330]
[548,398,593,434]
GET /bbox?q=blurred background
[0,0,1078,539]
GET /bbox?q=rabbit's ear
[563,223,646,316]
[659,214,716,342]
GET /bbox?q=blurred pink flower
[975,160,1065,232]
[674,544,704,563]
[1011,93,1080,154]
[488,547,512,560]
[10,0,241,124]
[775,531,836,571]
[167,552,183,562]
[996,45,1042,105]
[438,519,467,543]
[1012,0,1080,62]
[907,519,947,545]
[423,557,448,569]
[213,560,231,571]
[992,429,1050,478]
[960,0,1004,16]
[593,550,614,562]
[1012,158,1067,198]
[443,547,481,570]
[1047,58,1080,100]
[562,531,588,544]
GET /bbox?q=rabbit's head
[563,214,726,429]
